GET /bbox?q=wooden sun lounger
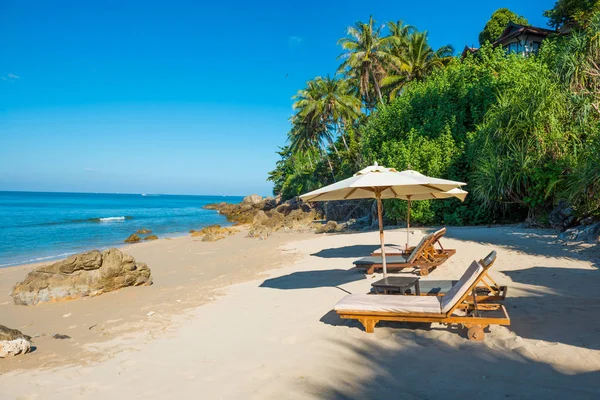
[355,229,455,276]
[336,253,510,341]
[393,251,508,302]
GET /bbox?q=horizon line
[0,189,257,197]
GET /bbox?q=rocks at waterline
[242,194,263,205]
[190,225,237,242]
[144,235,158,241]
[205,195,323,240]
[11,248,153,306]
[0,325,31,358]
[136,228,152,234]
[124,233,141,243]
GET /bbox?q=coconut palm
[316,75,362,151]
[387,20,415,53]
[383,32,454,99]
[337,16,395,106]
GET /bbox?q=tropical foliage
[269,5,600,226]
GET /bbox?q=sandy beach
[1,226,599,399]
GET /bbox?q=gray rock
[558,222,600,243]
[52,333,71,339]
[548,200,577,230]
[581,217,596,226]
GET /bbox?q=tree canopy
[478,8,529,45]
[544,0,600,29]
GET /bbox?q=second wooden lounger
[354,229,455,276]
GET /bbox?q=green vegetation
[478,8,529,45]
[544,0,600,29]
[268,5,600,226]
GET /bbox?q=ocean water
[0,191,243,268]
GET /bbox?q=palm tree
[337,16,395,107]
[383,32,454,99]
[315,75,362,151]
[387,20,415,53]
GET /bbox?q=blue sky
[0,0,554,196]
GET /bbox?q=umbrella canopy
[300,163,466,278]
[300,165,466,202]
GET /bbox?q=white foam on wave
[98,216,126,222]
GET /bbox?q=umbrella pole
[376,190,387,278]
[406,196,411,250]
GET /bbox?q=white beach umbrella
[300,163,467,277]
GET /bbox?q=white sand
[1,226,599,399]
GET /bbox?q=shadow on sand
[444,226,599,268]
[260,269,365,290]
[302,332,600,399]
[310,244,402,259]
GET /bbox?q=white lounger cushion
[441,261,483,313]
[334,294,442,314]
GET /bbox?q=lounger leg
[366,266,375,275]
[359,318,378,333]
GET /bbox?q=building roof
[460,46,479,58]
[492,22,557,46]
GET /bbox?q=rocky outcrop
[136,228,152,234]
[124,234,141,243]
[316,220,339,234]
[143,235,158,241]
[548,200,577,231]
[242,194,263,205]
[559,221,600,243]
[190,225,237,242]
[0,325,31,358]
[11,249,153,306]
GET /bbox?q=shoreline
[0,214,236,270]
[0,228,312,372]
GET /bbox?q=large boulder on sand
[0,325,31,358]
[11,249,153,306]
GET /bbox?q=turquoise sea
[0,191,243,268]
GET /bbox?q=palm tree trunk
[330,140,340,157]
[319,145,336,181]
[338,122,349,151]
[373,77,384,104]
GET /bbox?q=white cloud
[7,73,19,79]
